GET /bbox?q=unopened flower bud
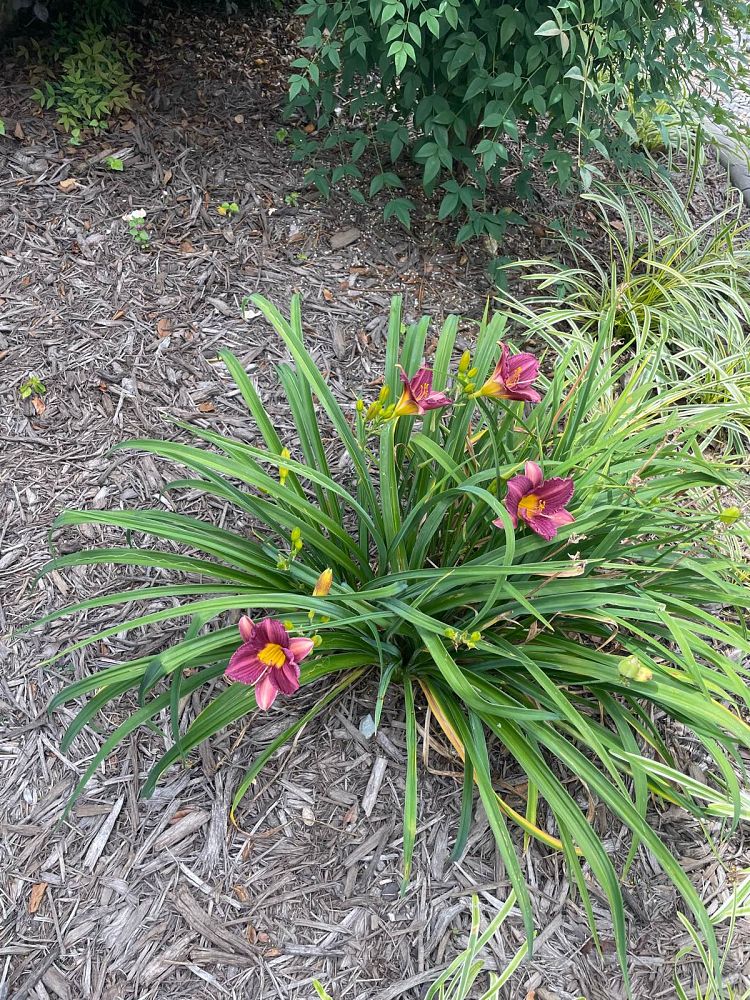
[313,568,333,597]
[356,398,365,413]
[378,384,390,403]
[469,631,481,643]
[279,447,291,485]
[291,527,302,543]
[283,620,294,630]
[467,367,478,379]
[365,400,381,422]
[312,634,323,648]
[719,506,742,525]
[463,382,475,394]
[458,350,471,374]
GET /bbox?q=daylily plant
[41,294,750,992]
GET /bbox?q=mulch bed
[1,4,749,999]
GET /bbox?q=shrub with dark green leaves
[289,0,750,239]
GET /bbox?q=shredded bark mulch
[1,5,749,999]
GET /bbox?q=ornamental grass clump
[37,295,750,986]
[498,178,750,447]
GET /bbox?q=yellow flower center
[413,382,429,401]
[257,642,286,668]
[518,493,545,518]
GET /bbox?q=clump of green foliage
[498,176,750,447]
[34,292,750,993]
[288,0,750,239]
[23,0,139,140]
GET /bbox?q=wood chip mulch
[1,4,749,999]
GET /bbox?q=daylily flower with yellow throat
[475,344,542,402]
[226,616,313,709]
[495,461,574,541]
[392,367,452,418]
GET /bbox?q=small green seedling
[123,209,149,246]
[275,127,289,143]
[105,155,124,171]
[217,201,240,217]
[284,191,300,207]
[20,375,46,400]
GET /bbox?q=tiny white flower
[122,209,147,222]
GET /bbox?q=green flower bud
[458,350,471,374]
[719,506,742,525]
[378,384,390,403]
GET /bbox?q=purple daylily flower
[494,461,575,541]
[392,367,452,417]
[476,344,542,402]
[226,616,314,710]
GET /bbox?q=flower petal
[527,514,561,540]
[510,385,542,403]
[410,368,433,396]
[289,636,315,662]
[254,673,278,710]
[422,390,452,411]
[536,476,574,513]
[547,509,575,528]
[504,474,532,523]
[238,615,255,643]
[257,617,289,648]
[475,378,508,399]
[523,462,544,488]
[508,352,539,383]
[497,343,510,380]
[274,660,301,695]
[393,388,420,417]
[226,645,267,684]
